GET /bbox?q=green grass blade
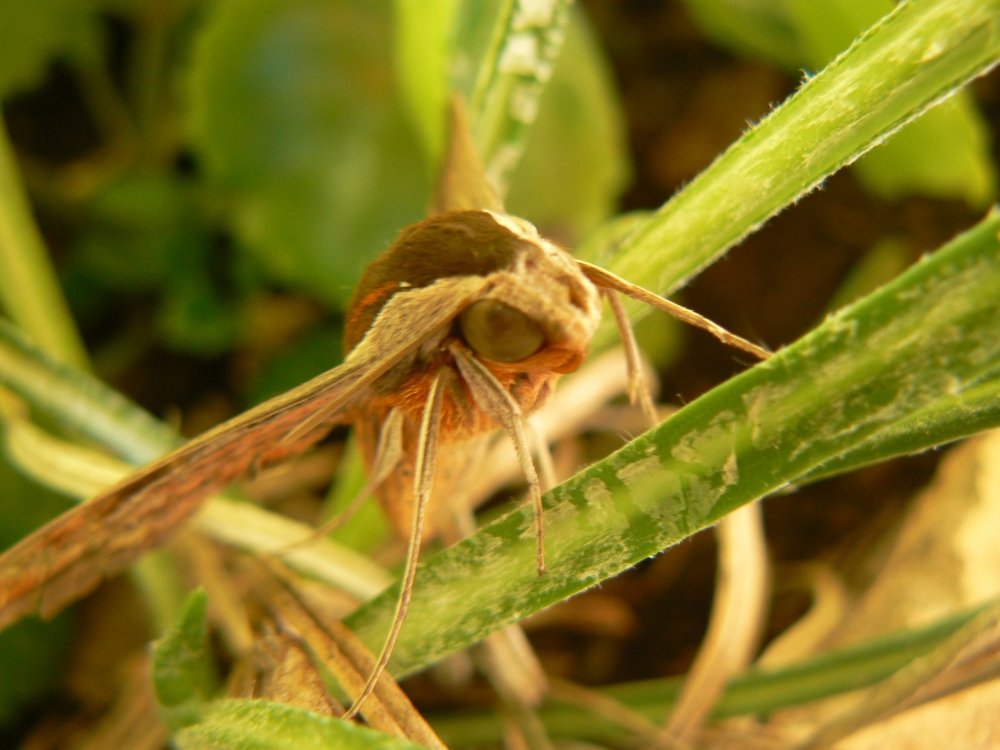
[681,0,997,207]
[0,120,89,370]
[345,209,1000,677]
[0,319,178,464]
[796,374,1000,484]
[591,0,1000,349]
[455,0,575,193]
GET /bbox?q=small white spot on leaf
[499,33,540,76]
[616,456,661,488]
[582,477,612,506]
[921,39,945,62]
[513,0,558,30]
[510,82,541,123]
[722,451,739,487]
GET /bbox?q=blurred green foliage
[186,0,429,308]
[0,0,102,99]
[0,456,73,731]
[2,0,628,375]
[319,435,392,554]
[66,173,245,355]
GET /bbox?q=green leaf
[680,0,804,70]
[155,235,243,356]
[186,0,428,307]
[574,210,653,265]
[152,589,216,728]
[594,0,1000,349]
[0,113,90,371]
[345,209,1000,677]
[795,373,1000,486]
[73,227,174,293]
[0,0,102,99]
[505,8,631,241]
[679,0,997,206]
[174,699,433,750]
[68,174,246,356]
[72,174,194,295]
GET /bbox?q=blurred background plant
[2,0,1000,747]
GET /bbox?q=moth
[0,102,769,717]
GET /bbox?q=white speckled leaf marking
[466,0,575,189]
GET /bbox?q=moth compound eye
[459,300,545,362]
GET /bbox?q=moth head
[457,211,602,372]
[346,210,602,374]
[458,299,546,362]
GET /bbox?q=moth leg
[437,496,550,711]
[450,343,546,575]
[278,409,404,552]
[602,288,659,428]
[527,418,557,493]
[577,260,772,361]
[248,454,265,482]
[344,372,445,720]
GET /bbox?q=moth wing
[0,276,491,631]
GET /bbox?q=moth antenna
[344,372,445,720]
[602,288,660,428]
[277,409,405,553]
[449,344,546,576]
[578,261,772,361]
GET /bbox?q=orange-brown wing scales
[0,275,492,632]
[0,382,359,630]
